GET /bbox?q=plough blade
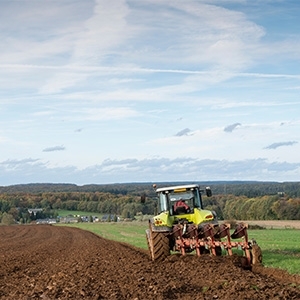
[172,222,254,267]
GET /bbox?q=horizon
[1,179,298,188]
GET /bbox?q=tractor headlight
[154,218,163,225]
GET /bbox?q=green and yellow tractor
[146,184,262,267]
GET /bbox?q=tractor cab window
[169,190,196,215]
[157,192,168,213]
[193,188,203,209]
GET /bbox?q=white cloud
[72,0,132,60]
[1,156,300,186]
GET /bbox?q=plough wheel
[215,246,222,256]
[146,229,170,261]
[251,244,263,265]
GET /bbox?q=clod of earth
[0,225,300,300]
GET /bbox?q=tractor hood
[151,208,217,229]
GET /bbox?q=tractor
[146,184,262,267]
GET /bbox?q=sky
[1,0,300,186]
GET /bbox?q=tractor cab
[155,184,212,216]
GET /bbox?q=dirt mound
[0,225,299,300]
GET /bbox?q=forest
[0,181,299,224]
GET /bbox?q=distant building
[28,208,43,216]
[36,218,57,224]
[59,217,78,223]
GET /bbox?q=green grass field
[60,221,300,275]
[248,229,300,274]
[63,222,147,249]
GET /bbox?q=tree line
[203,194,300,220]
[0,191,156,224]
[2,181,300,197]
[0,182,299,224]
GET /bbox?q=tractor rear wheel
[146,229,170,261]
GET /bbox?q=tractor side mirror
[205,187,212,197]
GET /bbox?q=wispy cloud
[0,0,268,95]
[264,141,298,150]
[43,146,65,152]
[0,158,39,167]
[83,107,139,121]
[175,128,192,137]
[224,123,241,132]
[213,100,299,110]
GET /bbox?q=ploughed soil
[1,225,300,300]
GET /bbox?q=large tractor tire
[146,229,170,261]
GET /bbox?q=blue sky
[1,0,300,186]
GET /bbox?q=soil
[1,225,300,300]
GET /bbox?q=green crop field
[60,221,300,275]
[61,222,147,249]
[248,229,300,274]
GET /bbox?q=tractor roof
[155,184,200,193]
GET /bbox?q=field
[63,220,300,275]
[1,224,300,299]
[62,221,148,249]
